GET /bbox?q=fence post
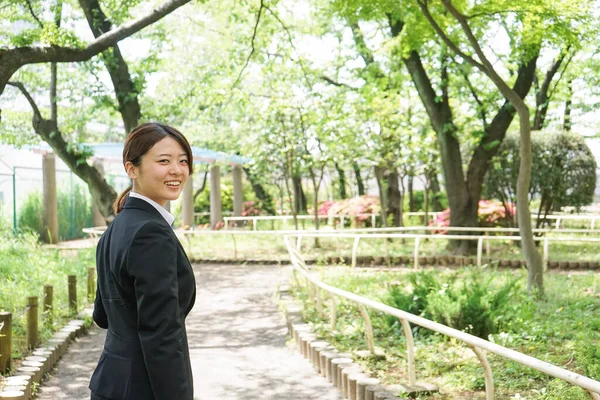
[399,318,416,386]
[68,275,77,314]
[413,237,421,269]
[351,237,361,268]
[27,297,38,349]
[543,238,549,272]
[87,267,96,302]
[477,237,483,267]
[44,284,53,322]
[330,297,337,331]
[0,312,12,373]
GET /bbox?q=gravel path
[36,263,342,400]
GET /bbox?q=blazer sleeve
[92,282,108,329]
[128,221,188,400]
[93,245,108,329]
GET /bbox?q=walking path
[36,263,342,400]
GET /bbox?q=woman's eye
[180,159,189,164]
[159,159,169,164]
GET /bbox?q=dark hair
[113,122,194,214]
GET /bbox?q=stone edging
[191,256,600,270]
[277,284,438,399]
[0,308,93,400]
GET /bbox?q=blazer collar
[122,196,168,224]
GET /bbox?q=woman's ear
[125,161,138,180]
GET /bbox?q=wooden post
[27,297,38,349]
[0,312,12,373]
[87,267,96,302]
[68,275,77,314]
[43,285,53,323]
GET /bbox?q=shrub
[431,199,515,232]
[18,184,93,241]
[316,195,381,227]
[381,270,521,339]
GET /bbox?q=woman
[90,122,196,400]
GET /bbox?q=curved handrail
[283,235,600,399]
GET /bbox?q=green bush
[18,184,93,241]
[381,270,521,339]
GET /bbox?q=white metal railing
[223,213,380,230]
[283,235,600,400]
[286,231,600,271]
[221,212,600,231]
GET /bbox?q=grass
[0,226,95,370]
[183,230,600,263]
[292,266,600,399]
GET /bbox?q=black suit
[90,197,196,400]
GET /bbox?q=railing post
[297,236,303,251]
[352,237,361,268]
[68,275,77,315]
[357,305,375,354]
[470,346,495,400]
[87,267,96,302]
[316,287,323,317]
[543,237,549,272]
[231,234,238,259]
[330,297,337,331]
[477,237,483,267]
[485,231,491,256]
[555,217,561,229]
[340,216,345,229]
[0,312,12,373]
[399,318,416,386]
[43,284,53,322]
[27,296,38,349]
[413,237,420,269]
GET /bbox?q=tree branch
[416,0,485,72]
[7,81,42,119]
[320,75,355,89]
[0,0,193,95]
[231,0,265,90]
[25,0,44,28]
[455,62,488,128]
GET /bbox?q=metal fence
[283,234,600,400]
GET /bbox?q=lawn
[292,266,600,399]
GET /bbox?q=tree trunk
[515,107,544,294]
[78,0,141,133]
[374,166,388,228]
[532,52,567,130]
[386,168,402,227]
[408,175,415,212]
[430,173,443,211]
[292,174,307,214]
[353,162,365,196]
[563,79,572,131]
[334,162,347,199]
[243,167,275,214]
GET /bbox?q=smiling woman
[90,122,197,400]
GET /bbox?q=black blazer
[90,197,196,400]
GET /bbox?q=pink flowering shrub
[241,201,264,217]
[317,195,381,227]
[431,199,515,233]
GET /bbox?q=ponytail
[113,186,132,215]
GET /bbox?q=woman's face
[126,136,190,207]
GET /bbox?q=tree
[1,0,194,219]
[485,131,597,226]
[414,0,594,294]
